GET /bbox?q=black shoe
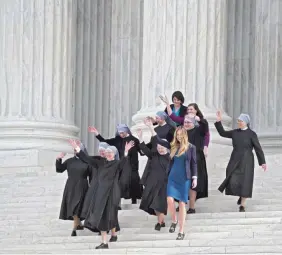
[76,225,84,230]
[95,243,109,249]
[239,205,245,212]
[109,235,118,242]
[176,233,185,240]
[176,206,179,212]
[71,230,77,236]
[131,199,137,204]
[237,197,242,205]
[154,222,165,231]
[187,208,196,214]
[169,222,177,233]
[118,206,122,210]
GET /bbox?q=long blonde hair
[170,126,189,158]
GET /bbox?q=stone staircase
[1,153,282,254]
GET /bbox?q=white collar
[240,127,248,130]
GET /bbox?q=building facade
[1,0,282,167]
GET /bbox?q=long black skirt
[130,171,143,200]
[139,179,167,215]
[191,150,208,200]
[59,178,89,220]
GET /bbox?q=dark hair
[171,91,184,104]
[188,103,204,119]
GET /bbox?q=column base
[0,120,79,167]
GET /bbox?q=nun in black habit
[137,118,170,231]
[80,142,108,221]
[183,115,209,213]
[69,139,134,249]
[215,111,267,212]
[88,124,142,204]
[55,143,92,236]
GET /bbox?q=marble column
[0,0,79,167]
[226,0,282,151]
[131,0,232,144]
[73,0,143,154]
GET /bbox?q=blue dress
[167,152,191,202]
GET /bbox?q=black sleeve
[251,132,266,165]
[56,158,68,173]
[214,121,233,138]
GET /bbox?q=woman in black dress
[55,144,92,236]
[88,124,142,204]
[69,139,134,249]
[137,118,170,231]
[215,111,267,212]
[182,115,209,213]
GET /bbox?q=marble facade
[1,0,282,167]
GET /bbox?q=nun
[55,143,92,236]
[88,124,143,204]
[69,139,134,249]
[137,118,170,231]
[215,111,267,212]
[80,142,109,222]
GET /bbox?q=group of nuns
[56,91,267,249]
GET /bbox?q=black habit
[76,150,131,232]
[188,119,209,199]
[215,121,266,198]
[139,136,169,215]
[56,157,92,220]
[96,134,143,200]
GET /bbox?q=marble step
[1,238,282,253]
[2,230,282,245]
[2,223,282,239]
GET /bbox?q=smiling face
[105,150,115,160]
[157,144,167,155]
[183,119,194,130]
[98,148,106,157]
[173,97,181,107]
[187,105,197,115]
[118,132,127,138]
[237,119,247,129]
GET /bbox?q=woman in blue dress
[167,126,197,240]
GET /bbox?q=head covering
[79,143,89,156]
[238,113,251,125]
[98,142,108,151]
[156,111,168,120]
[106,146,119,160]
[156,137,171,149]
[116,124,132,136]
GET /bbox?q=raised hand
[69,139,78,149]
[216,110,222,122]
[56,152,66,159]
[195,115,200,122]
[125,141,135,152]
[88,126,99,135]
[261,164,267,172]
[159,95,169,105]
[137,129,143,139]
[146,116,156,123]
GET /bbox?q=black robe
[76,150,131,232]
[80,156,106,220]
[56,157,92,220]
[96,134,143,200]
[188,120,209,199]
[139,136,169,215]
[215,121,266,198]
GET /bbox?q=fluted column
[0,0,79,166]
[226,0,282,151]
[131,0,232,144]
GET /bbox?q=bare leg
[178,201,186,233]
[73,215,79,229]
[101,231,108,244]
[155,211,165,224]
[167,197,177,223]
[241,197,247,207]
[189,189,197,209]
[111,228,117,237]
